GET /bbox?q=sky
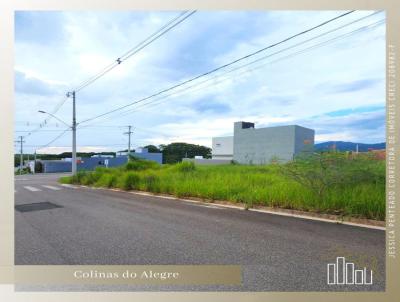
[14,10,386,154]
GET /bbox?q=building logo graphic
[327,257,373,285]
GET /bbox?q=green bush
[59,176,72,184]
[142,172,160,192]
[95,166,110,174]
[125,159,160,171]
[80,170,103,185]
[58,153,386,220]
[279,152,384,201]
[118,172,141,190]
[95,173,118,188]
[70,171,87,184]
[174,161,196,173]
[14,167,31,175]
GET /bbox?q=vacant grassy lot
[60,154,385,220]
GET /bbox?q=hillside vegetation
[59,152,385,221]
[315,141,385,152]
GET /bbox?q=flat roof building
[210,121,314,165]
[233,121,314,164]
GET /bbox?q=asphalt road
[14,173,385,291]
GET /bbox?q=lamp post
[38,110,70,127]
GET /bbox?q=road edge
[62,184,386,231]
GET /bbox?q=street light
[38,110,71,128]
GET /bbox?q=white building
[233,122,314,164]
[210,121,314,164]
[188,121,314,165]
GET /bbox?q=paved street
[15,173,385,291]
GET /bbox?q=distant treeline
[315,141,385,152]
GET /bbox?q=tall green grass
[59,156,386,220]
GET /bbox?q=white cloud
[15,10,386,154]
[36,146,114,154]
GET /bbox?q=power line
[30,128,70,150]
[15,121,63,126]
[68,10,194,175]
[24,143,128,148]
[73,11,188,91]
[123,18,386,116]
[19,11,383,153]
[21,14,382,154]
[112,15,384,120]
[20,11,196,140]
[78,10,355,125]
[77,125,126,128]
[82,11,382,126]
[74,10,196,92]
[77,125,127,130]
[15,129,72,133]
[23,95,70,138]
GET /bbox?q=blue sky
[14,10,386,154]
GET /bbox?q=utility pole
[15,136,25,175]
[124,125,133,159]
[34,150,37,174]
[67,91,77,175]
[27,153,30,174]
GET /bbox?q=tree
[161,142,212,164]
[280,152,347,201]
[143,145,161,153]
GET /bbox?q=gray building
[39,160,72,173]
[38,157,129,173]
[233,121,314,164]
[130,148,163,164]
[78,156,129,170]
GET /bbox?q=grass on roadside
[59,154,385,221]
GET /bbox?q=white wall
[212,136,233,160]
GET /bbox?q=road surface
[15,173,385,291]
